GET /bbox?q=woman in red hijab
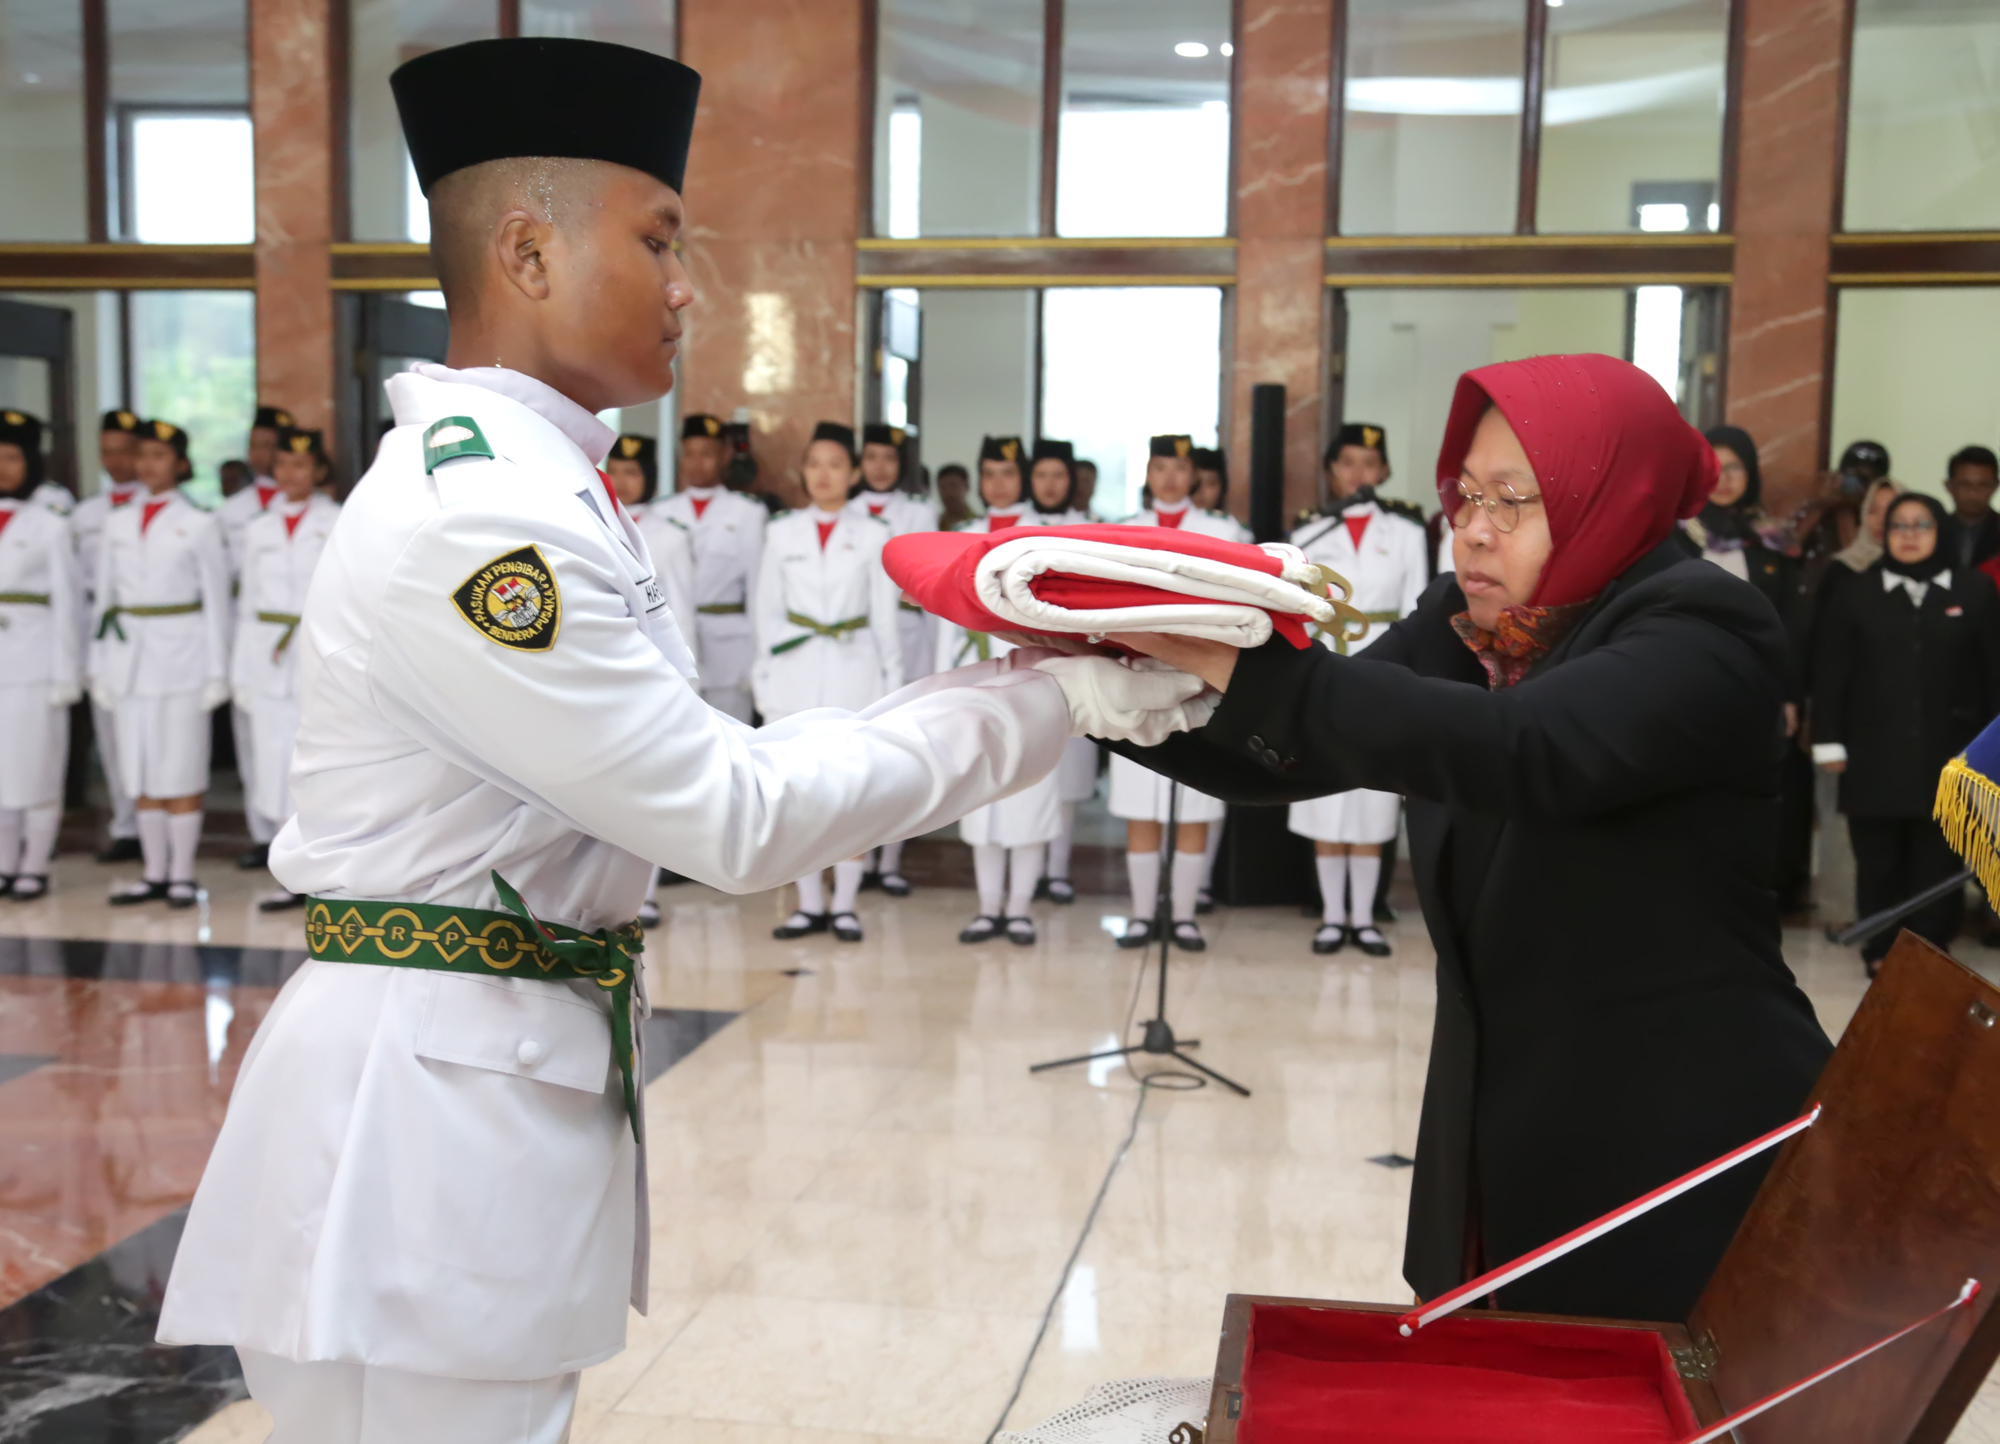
[1119,354,1832,1324]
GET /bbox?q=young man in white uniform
[230,427,341,913]
[91,420,232,909]
[74,409,148,863]
[219,404,297,869]
[0,411,82,899]
[154,41,1213,1443]
[1286,422,1428,954]
[650,411,763,721]
[1027,437,1098,905]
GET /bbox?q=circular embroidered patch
[453,545,561,651]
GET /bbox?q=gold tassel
[1936,754,2000,902]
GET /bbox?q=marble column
[1229,0,1336,525]
[250,0,336,435]
[679,0,863,510]
[1725,0,1850,518]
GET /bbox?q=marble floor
[1,847,1994,1443]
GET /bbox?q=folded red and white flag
[883,523,1362,649]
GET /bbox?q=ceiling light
[1175,41,1209,58]
[1220,42,1234,57]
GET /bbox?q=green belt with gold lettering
[770,610,869,655]
[258,609,303,662]
[695,602,745,615]
[303,871,644,1143]
[1321,609,1402,656]
[96,600,201,642]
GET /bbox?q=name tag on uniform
[1948,606,1965,617]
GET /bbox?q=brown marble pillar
[250,0,337,436]
[679,0,863,509]
[1229,0,1336,525]
[1724,0,1851,517]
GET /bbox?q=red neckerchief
[1343,513,1371,549]
[110,484,138,507]
[1156,508,1186,530]
[593,469,624,521]
[0,507,14,540]
[142,499,171,534]
[255,483,278,510]
[868,499,887,517]
[691,497,711,521]
[987,513,1022,531]
[1449,600,1592,689]
[816,518,838,550]
[283,504,308,539]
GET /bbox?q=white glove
[1030,653,1218,747]
[202,678,231,711]
[49,682,81,709]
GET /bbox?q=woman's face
[980,459,1022,510]
[860,442,901,493]
[1030,458,1071,510]
[272,448,322,502]
[1710,445,1748,508]
[1885,498,1939,566]
[0,443,26,497]
[1864,482,1900,541]
[1192,467,1224,511]
[135,439,181,493]
[1451,407,1554,632]
[1146,456,1194,507]
[605,457,649,506]
[802,441,856,511]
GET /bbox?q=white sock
[644,869,660,904]
[1047,803,1076,880]
[831,858,865,914]
[137,809,170,883]
[795,869,825,914]
[21,804,60,874]
[1171,851,1205,924]
[1349,853,1382,928]
[973,843,1006,916]
[1200,821,1224,890]
[0,809,21,874]
[167,810,203,883]
[1127,851,1161,923]
[879,839,904,876]
[1007,844,1045,917]
[1315,853,1349,926]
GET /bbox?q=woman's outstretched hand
[1106,633,1239,693]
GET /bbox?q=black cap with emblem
[275,425,328,461]
[1326,422,1389,469]
[681,413,725,442]
[1149,434,1193,460]
[610,433,658,498]
[0,409,44,489]
[863,423,907,450]
[392,39,702,196]
[254,405,295,432]
[810,421,857,461]
[979,436,1024,467]
[101,408,142,435]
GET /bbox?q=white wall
[916,289,1037,486]
[1832,288,2000,499]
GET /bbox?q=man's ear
[493,209,553,302]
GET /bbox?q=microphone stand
[1029,779,1250,1097]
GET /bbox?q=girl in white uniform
[654,414,764,722]
[1106,434,1237,952]
[755,422,904,942]
[934,436,1063,945]
[91,419,231,908]
[0,411,82,900]
[231,427,340,912]
[74,410,148,862]
[1026,437,1098,905]
[1286,422,1428,955]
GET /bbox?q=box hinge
[1671,1332,1720,1382]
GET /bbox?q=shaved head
[428,156,611,315]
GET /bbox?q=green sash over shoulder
[303,872,644,1142]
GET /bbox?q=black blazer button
[1247,735,1265,751]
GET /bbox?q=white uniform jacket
[231,494,341,703]
[31,480,74,516]
[0,499,82,690]
[157,365,1069,1383]
[648,485,763,693]
[752,505,903,718]
[858,488,939,682]
[1290,503,1429,654]
[1121,503,1243,543]
[219,478,283,577]
[634,506,701,676]
[90,492,231,700]
[71,481,142,612]
[855,488,937,534]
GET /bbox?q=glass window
[129,291,256,508]
[1340,0,1523,236]
[350,1,497,242]
[127,114,255,243]
[1832,288,2000,500]
[1535,0,1727,234]
[0,3,87,240]
[1844,0,2000,231]
[110,0,250,243]
[0,291,127,495]
[1041,287,1224,517]
[875,0,1044,238]
[1058,0,1230,237]
[908,288,1038,485]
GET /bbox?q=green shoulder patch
[452,545,561,652]
[424,416,495,474]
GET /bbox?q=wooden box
[1205,931,2000,1443]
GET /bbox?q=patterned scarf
[1450,600,1592,690]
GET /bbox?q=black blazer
[1116,540,1832,1322]
[1811,562,2000,818]
[1674,527,1805,701]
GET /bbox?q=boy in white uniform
[757,422,904,943]
[231,427,341,912]
[74,409,148,863]
[0,411,82,899]
[92,420,232,909]
[1286,422,1428,955]
[154,39,1211,1444]
[1027,437,1098,906]
[219,404,297,870]
[651,412,763,721]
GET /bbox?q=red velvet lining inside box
[1239,1305,1698,1444]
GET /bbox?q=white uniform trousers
[897,605,936,684]
[93,698,138,838]
[1288,788,1400,845]
[0,686,68,809]
[233,701,278,843]
[244,694,302,824]
[1107,753,1225,825]
[237,1349,578,1444]
[112,693,212,799]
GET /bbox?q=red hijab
[1434,354,1718,607]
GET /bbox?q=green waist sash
[97,600,201,642]
[898,598,925,614]
[695,602,746,615]
[770,610,869,656]
[258,609,303,662]
[303,871,644,1143]
[0,592,51,606]
[1322,609,1401,656]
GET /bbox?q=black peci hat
[254,404,295,431]
[681,413,725,441]
[275,425,327,461]
[810,421,858,460]
[980,436,1024,466]
[1190,446,1225,474]
[143,419,190,459]
[393,39,702,196]
[863,423,908,449]
[1031,438,1074,466]
[1840,439,1890,477]
[610,433,659,500]
[1149,434,1193,460]
[1325,422,1389,468]
[101,408,142,435]
[0,408,44,453]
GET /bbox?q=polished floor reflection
[2,852,1995,1443]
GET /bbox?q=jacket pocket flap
[414,974,611,1093]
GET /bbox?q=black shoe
[1351,925,1392,957]
[831,911,864,943]
[958,915,1002,944]
[7,875,47,901]
[166,881,200,910]
[859,870,884,892]
[1312,923,1346,955]
[1195,888,1216,916]
[1116,919,1154,950]
[880,873,912,898]
[657,868,691,886]
[110,879,168,906]
[257,888,305,913]
[1043,877,1076,905]
[0,875,12,897]
[97,837,142,864]
[637,898,661,929]
[1170,920,1207,953]
[1373,900,1398,924]
[1005,916,1036,946]
[773,911,829,940]
[236,844,269,871]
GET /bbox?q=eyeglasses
[1451,481,1543,534]
[1887,519,1937,535]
